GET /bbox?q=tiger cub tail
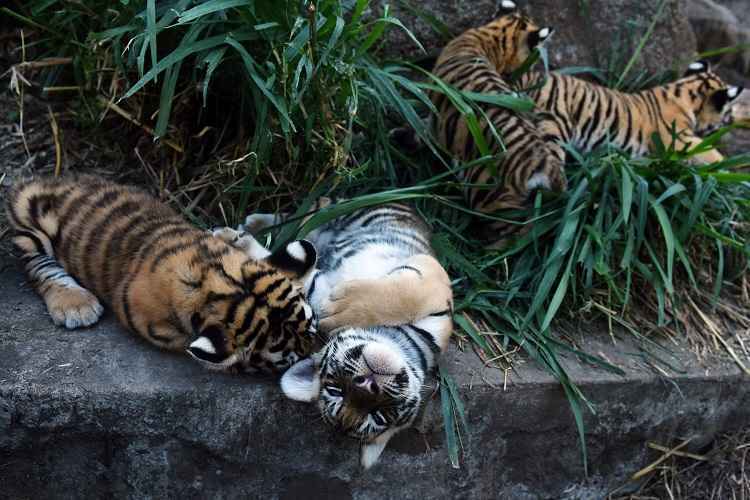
[6,177,104,328]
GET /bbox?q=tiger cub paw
[318,280,378,333]
[46,287,104,329]
[241,213,279,234]
[211,226,271,260]
[211,227,242,243]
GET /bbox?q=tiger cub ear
[527,27,554,49]
[280,357,321,402]
[498,0,517,14]
[187,325,231,366]
[712,86,745,110]
[684,60,710,77]
[266,240,317,279]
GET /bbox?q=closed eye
[324,385,343,397]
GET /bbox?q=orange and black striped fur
[518,61,744,164]
[430,1,566,246]
[6,175,318,373]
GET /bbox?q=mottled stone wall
[375,0,697,72]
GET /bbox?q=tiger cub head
[480,0,553,74]
[679,60,744,136]
[280,328,427,469]
[187,240,319,373]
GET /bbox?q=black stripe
[260,277,286,298]
[406,324,441,354]
[58,188,121,263]
[429,309,451,317]
[388,265,422,277]
[53,191,92,256]
[147,324,174,343]
[206,291,240,303]
[28,193,57,223]
[306,270,322,299]
[224,295,246,327]
[238,302,260,346]
[14,230,47,255]
[83,200,143,292]
[148,230,209,273]
[168,310,191,338]
[395,326,428,373]
[106,217,187,297]
[276,283,293,301]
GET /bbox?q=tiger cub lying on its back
[6,175,318,373]
[218,201,453,468]
[518,60,744,163]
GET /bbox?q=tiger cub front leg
[19,252,103,329]
[319,254,453,333]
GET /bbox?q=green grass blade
[178,0,252,23]
[615,0,667,89]
[145,0,158,82]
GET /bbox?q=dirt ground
[613,429,750,499]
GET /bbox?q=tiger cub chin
[221,202,453,468]
[6,174,318,373]
[518,60,745,164]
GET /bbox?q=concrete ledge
[1,262,748,499]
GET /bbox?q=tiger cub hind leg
[18,250,103,329]
[318,254,453,336]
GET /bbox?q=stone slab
[1,257,749,499]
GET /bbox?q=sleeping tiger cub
[6,175,318,373]
[218,201,453,468]
[518,60,744,163]
[430,1,566,246]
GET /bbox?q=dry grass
[612,429,750,500]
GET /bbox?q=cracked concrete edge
[2,260,749,498]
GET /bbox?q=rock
[374,0,697,74]
[686,0,750,74]
[2,262,750,498]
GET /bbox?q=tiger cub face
[317,335,419,439]
[187,240,319,373]
[281,328,425,466]
[480,0,553,74]
[680,60,744,136]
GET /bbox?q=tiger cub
[6,175,318,373]
[430,1,566,246]
[220,201,453,468]
[518,60,744,163]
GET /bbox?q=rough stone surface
[374,0,697,73]
[687,0,750,74]
[2,260,749,499]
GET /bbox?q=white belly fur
[309,244,410,313]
